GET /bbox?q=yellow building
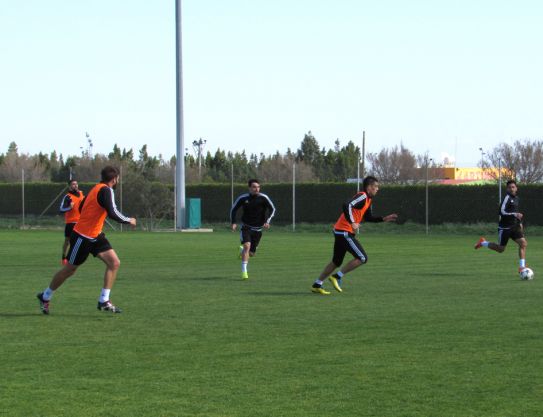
[425,167,512,184]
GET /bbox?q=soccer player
[59,179,85,265]
[475,179,528,273]
[311,176,398,295]
[230,179,276,280]
[37,166,136,314]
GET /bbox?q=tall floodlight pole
[175,0,186,230]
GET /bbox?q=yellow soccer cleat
[241,272,249,280]
[328,275,343,293]
[311,286,330,295]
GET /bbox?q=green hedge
[2,182,543,225]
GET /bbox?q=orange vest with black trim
[64,191,85,224]
[74,183,108,239]
[333,192,372,234]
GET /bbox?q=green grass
[1,230,542,417]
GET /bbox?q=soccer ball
[520,268,534,280]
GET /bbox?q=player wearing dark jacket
[475,179,528,274]
[230,179,276,280]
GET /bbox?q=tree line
[1,133,542,184]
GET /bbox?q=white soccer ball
[520,268,534,280]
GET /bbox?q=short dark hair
[506,179,517,187]
[101,166,120,183]
[362,175,379,191]
[68,179,77,185]
[248,179,260,187]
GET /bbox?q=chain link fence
[3,169,543,231]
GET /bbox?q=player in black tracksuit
[230,179,276,280]
[475,179,528,273]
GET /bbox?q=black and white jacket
[498,193,521,229]
[230,193,276,231]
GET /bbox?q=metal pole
[231,162,234,207]
[361,130,366,178]
[120,164,123,232]
[425,161,429,235]
[198,151,201,180]
[22,168,25,228]
[357,148,360,193]
[292,162,296,231]
[175,0,186,229]
[498,158,502,204]
[174,164,177,230]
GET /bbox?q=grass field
[1,229,542,417]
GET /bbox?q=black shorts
[498,226,524,247]
[240,226,263,254]
[64,223,76,238]
[66,232,113,266]
[332,230,368,267]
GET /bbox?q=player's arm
[364,204,398,223]
[230,195,245,231]
[500,195,522,219]
[97,187,135,225]
[59,195,73,213]
[342,193,367,229]
[263,195,276,229]
[363,204,384,223]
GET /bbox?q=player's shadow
[187,276,227,281]
[0,312,44,318]
[417,271,470,277]
[246,291,312,296]
[0,312,113,319]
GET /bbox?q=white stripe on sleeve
[348,193,366,223]
[260,193,276,223]
[109,188,131,222]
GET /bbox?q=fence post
[425,159,432,235]
[120,164,123,232]
[21,169,25,228]
[231,162,234,208]
[292,162,296,231]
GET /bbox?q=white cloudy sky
[1,0,542,166]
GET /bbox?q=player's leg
[311,261,334,295]
[37,233,86,314]
[96,248,122,313]
[239,228,251,279]
[61,223,74,264]
[329,234,367,292]
[340,258,364,274]
[312,233,346,294]
[62,237,70,263]
[248,230,262,257]
[97,249,120,290]
[476,229,507,253]
[514,237,527,271]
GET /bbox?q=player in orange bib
[311,176,398,295]
[59,179,85,265]
[37,166,136,314]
